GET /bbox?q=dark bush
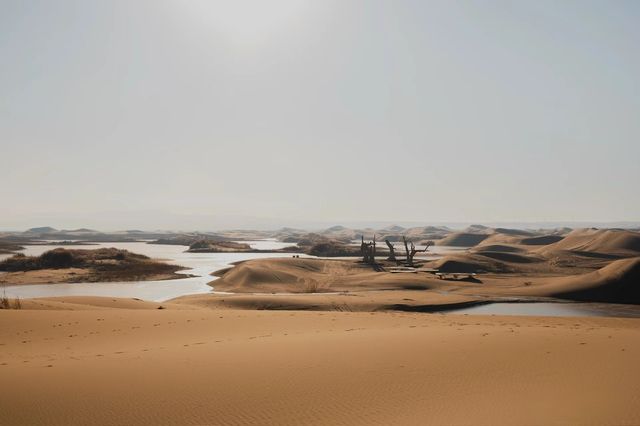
[39,249,74,268]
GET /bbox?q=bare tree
[402,236,434,266]
[385,239,397,263]
[360,235,377,264]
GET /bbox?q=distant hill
[438,232,490,247]
[26,226,57,233]
[61,228,98,233]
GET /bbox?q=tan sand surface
[175,290,480,312]
[1,303,639,425]
[536,228,640,256]
[209,255,640,305]
[0,268,183,284]
[210,257,445,293]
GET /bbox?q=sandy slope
[503,257,640,303]
[211,258,445,293]
[208,255,640,306]
[1,304,639,426]
[537,228,640,256]
[175,290,480,312]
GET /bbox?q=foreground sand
[1,298,639,425]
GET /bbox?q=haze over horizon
[2,0,639,230]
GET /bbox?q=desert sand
[203,247,639,308]
[2,227,640,425]
[1,299,639,426]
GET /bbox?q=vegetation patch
[0,248,184,282]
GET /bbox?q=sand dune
[426,253,520,273]
[437,232,489,246]
[210,258,442,293]
[473,244,527,253]
[493,227,534,236]
[439,229,546,248]
[175,290,480,312]
[538,228,640,256]
[512,257,640,304]
[14,296,172,310]
[520,234,565,245]
[1,306,639,426]
[469,244,545,264]
[470,251,543,264]
[207,254,640,308]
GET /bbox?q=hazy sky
[1,0,639,230]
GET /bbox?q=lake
[0,240,301,302]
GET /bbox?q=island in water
[0,248,186,285]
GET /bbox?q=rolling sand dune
[520,234,565,245]
[439,229,545,248]
[208,254,640,307]
[175,290,480,312]
[510,257,640,304]
[472,244,527,253]
[492,227,534,236]
[426,253,518,273]
[537,228,640,256]
[469,251,543,264]
[210,258,443,293]
[478,232,532,246]
[1,305,639,426]
[15,296,173,310]
[437,232,489,247]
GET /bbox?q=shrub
[39,249,74,268]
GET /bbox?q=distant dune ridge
[436,227,569,248]
[520,235,565,245]
[437,232,490,247]
[537,228,640,256]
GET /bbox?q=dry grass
[1,287,21,309]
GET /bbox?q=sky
[1,0,639,231]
